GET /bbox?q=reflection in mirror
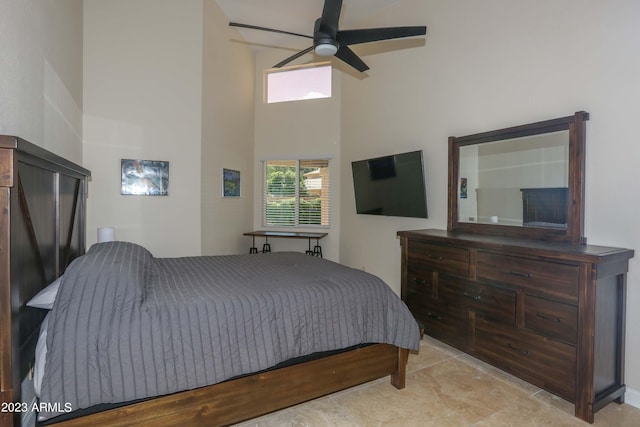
[448,111,588,244]
[458,130,569,228]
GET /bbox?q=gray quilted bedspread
[39,241,420,420]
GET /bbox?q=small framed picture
[222,168,241,197]
[121,159,169,196]
[460,177,468,199]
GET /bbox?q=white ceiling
[216,0,406,53]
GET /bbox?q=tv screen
[351,150,428,218]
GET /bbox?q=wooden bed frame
[0,136,410,427]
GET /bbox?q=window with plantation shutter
[263,159,330,227]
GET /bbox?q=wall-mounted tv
[351,150,428,219]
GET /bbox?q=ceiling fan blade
[229,22,313,40]
[318,0,343,36]
[335,46,369,72]
[273,46,315,68]
[337,26,426,46]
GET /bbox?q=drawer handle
[509,271,532,278]
[426,312,442,321]
[426,254,443,261]
[536,311,561,323]
[463,292,481,301]
[508,343,530,356]
[413,277,427,285]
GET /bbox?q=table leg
[313,238,323,258]
[305,238,314,255]
[249,236,258,254]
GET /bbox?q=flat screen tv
[351,150,428,218]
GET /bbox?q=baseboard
[625,387,640,409]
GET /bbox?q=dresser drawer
[476,252,580,301]
[407,271,436,297]
[439,275,516,324]
[409,299,469,350]
[524,295,577,344]
[408,241,470,276]
[406,273,436,308]
[475,318,576,401]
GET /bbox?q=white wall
[253,54,341,260]
[339,0,640,403]
[0,0,83,162]
[7,0,639,409]
[201,0,256,255]
[83,0,204,256]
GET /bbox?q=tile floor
[235,336,640,426]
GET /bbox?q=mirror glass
[457,130,569,228]
[448,111,588,244]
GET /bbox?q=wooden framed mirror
[447,111,589,244]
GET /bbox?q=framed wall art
[459,177,468,199]
[222,168,241,197]
[121,159,169,196]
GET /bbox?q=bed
[0,136,419,427]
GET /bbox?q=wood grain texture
[1,136,90,427]
[398,229,634,424]
[447,111,589,244]
[49,344,404,427]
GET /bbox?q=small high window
[265,64,332,104]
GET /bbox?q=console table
[243,230,328,257]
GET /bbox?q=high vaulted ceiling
[216,0,406,53]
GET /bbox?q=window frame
[262,158,331,228]
[263,62,332,104]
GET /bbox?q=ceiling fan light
[315,43,338,56]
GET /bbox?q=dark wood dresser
[397,229,634,423]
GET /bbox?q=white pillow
[27,276,62,310]
[33,313,49,397]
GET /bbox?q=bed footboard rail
[46,344,409,427]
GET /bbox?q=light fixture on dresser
[397,111,634,423]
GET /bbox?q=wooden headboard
[0,136,90,427]
[521,187,568,227]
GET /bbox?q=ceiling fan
[229,0,426,72]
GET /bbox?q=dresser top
[397,229,634,264]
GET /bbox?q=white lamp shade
[97,226,116,243]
